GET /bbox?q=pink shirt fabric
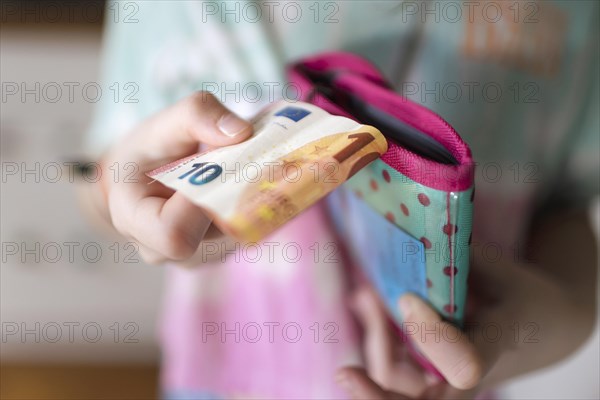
[160,204,362,399]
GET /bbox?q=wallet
[288,52,475,331]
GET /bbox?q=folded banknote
[148,101,387,242]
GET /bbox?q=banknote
[148,101,388,242]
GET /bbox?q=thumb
[399,294,484,390]
[126,91,253,166]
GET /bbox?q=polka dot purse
[289,53,475,367]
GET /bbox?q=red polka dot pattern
[426,279,432,288]
[443,304,457,313]
[370,179,378,191]
[443,266,458,276]
[418,193,430,206]
[400,203,409,216]
[385,212,395,223]
[420,237,432,249]
[443,224,458,235]
[382,169,391,183]
[354,190,363,199]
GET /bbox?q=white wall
[1,28,163,364]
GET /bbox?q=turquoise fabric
[88,1,599,218]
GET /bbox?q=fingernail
[218,113,250,137]
[399,295,413,318]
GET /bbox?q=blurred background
[1,1,162,398]
[1,1,598,399]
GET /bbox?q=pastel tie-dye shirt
[88,1,599,398]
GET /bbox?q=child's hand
[336,229,594,400]
[335,288,485,399]
[102,92,252,264]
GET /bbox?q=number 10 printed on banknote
[148,101,387,242]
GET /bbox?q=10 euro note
[148,101,388,242]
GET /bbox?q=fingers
[136,242,167,265]
[341,290,483,397]
[336,367,409,400]
[106,92,252,262]
[399,294,484,390]
[352,287,395,384]
[110,179,212,262]
[126,91,253,167]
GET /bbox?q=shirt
[87,1,599,398]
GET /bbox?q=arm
[480,208,598,387]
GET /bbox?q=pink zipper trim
[289,53,474,192]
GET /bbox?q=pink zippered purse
[289,52,475,376]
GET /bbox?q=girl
[83,1,598,398]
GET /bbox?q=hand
[335,288,487,399]
[336,228,597,400]
[102,92,252,264]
